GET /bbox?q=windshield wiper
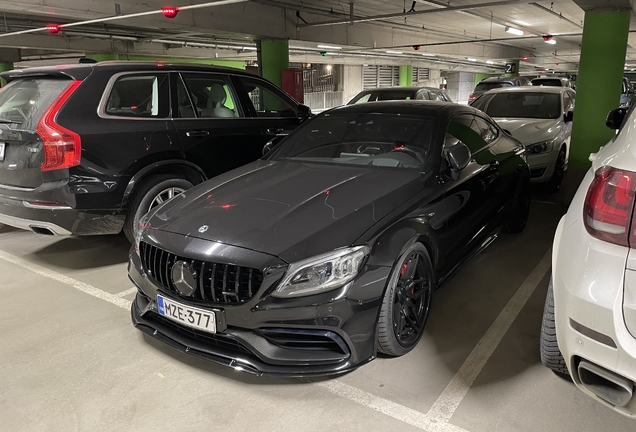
[0,118,21,124]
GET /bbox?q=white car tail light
[584,166,636,247]
[37,80,82,171]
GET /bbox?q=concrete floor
[0,198,634,432]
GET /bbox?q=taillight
[583,166,636,247]
[37,80,82,171]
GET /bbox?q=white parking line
[426,248,552,422]
[0,250,132,310]
[115,287,139,297]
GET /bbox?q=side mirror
[297,104,312,120]
[606,107,628,130]
[564,111,574,123]
[446,143,471,180]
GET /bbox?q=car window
[352,93,372,104]
[237,77,297,118]
[105,74,170,118]
[446,114,488,154]
[563,93,574,112]
[473,116,499,144]
[271,112,435,170]
[532,78,564,87]
[474,82,513,92]
[429,90,446,101]
[178,73,241,119]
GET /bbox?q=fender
[121,160,207,207]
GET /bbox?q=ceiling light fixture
[486,60,494,64]
[317,44,342,50]
[386,50,403,54]
[467,58,477,62]
[505,26,524,36]
[162,6,179,18]
[545,39,556,45]
[46,24,61,34]
[422,53,436,57]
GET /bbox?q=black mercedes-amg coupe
[129,101,530,376]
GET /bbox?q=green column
[0,62,13,86]
[570,10,630,171]
[504,60,519,78]
[259,39,289,88]
[399,65,413,86]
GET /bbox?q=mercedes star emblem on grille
[198,225,209,233]
[171,261,197,297]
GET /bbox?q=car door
[172,72,265,178]
[434,113,505,274]
[232,75,303,145]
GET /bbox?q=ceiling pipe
[0,0,249,39]
[298,0,526,28]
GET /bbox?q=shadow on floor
[0,224,19,234]
[31,233,131,269]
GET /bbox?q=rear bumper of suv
[0,193,124,235]
[553,213,636,417]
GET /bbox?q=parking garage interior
[1,1,636,431]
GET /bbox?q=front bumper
[526,150,559,183]
[553,196,636,416]
[0,193,124,235]
[129,230,391,377]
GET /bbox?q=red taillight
[37,80,82,171]
[468,94,477,101]
[584,166,636,247]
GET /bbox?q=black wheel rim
[392,252,432,348]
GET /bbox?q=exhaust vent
[578,360,634,407]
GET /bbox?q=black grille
[139,241,264,304]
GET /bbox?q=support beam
[569,9,630,172]
[259,39,289,88]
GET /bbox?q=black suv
[0,62,310,241]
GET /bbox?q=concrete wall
[414,69,442,89]
[446,71,476,104]
[343,65,363,104]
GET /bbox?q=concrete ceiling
[0,0,633,73]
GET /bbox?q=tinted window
[105,74,169,118]
[532,78,564,87]
[477,92,561,119]
[474,82,512,92]
[474,116,499,144]
[178,73,241,118]
[351,90,418,103]
[238,77,296,118]
[563,93,574,112]
[272,112,434,170]
[0,78,70,131]
[351,93,372,104]
[446,115,488,154]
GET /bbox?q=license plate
[157,295,216,333]
[0,142,4,162]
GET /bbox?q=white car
[471,86,575,191]
[541,106,636,417]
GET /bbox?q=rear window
[0,78,70,131]
[474,82,512,92]
[350,90,418,104]
[532,79,563,87]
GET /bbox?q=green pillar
[399,66,413,86]
[259,39,289,88]
[0,62,13,86]
[504,60,519,78]
[570,10,630,171]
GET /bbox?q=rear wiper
[0,118,21,124]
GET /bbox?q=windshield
[472,92,561,119]
[0,78,71,131]
[474,82,512,93]
[272,112,435,170]
[350,90,418,104]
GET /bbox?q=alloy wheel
[392,251,432,348]
[150,187,186,210]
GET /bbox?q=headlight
[526,138,557,154]
[271,246,369,298]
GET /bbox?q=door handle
[186,130,210,138]
[489,160,500,169]
[266,127,285,136]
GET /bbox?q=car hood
[493,118,562,145]
[148,160,426,263]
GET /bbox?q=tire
[377,243,433,356]
[547,147,566,193]
[123,175,193,243]
[504,170,531,233]
[540,278,569,376]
